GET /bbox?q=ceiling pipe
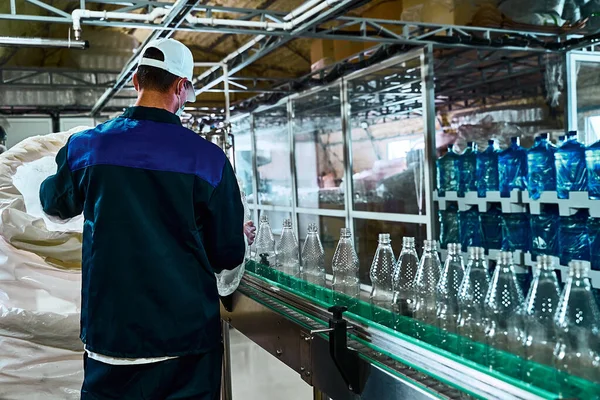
[283,0,324,21]
[72,7,169,40]
[0,36,89,49]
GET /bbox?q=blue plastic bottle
[559,209,590,265]
[480,204,503,250]
[439,203,459,249]
[530,205,560,258]
[527,133,557,200]
[587,217,600,271]
[501,212,530,252]
[499,137,527,197]
[459,142,478,197]
[458,206,483,250]
[585,139,600,200]
[436,144,459,196]
[476,139,500,197]
[555,131,587,199]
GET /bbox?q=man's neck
[134,91,176,114]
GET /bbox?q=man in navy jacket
[40,38,245,399]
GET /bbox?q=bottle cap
[340,228,351,238]
[467,141,474,146]
[567,130,577,138]
[307,223,318,233]
[558,135,565,141]
[447,243,462,254]
[510,137,520,145]
[540,133,549,139]
[260,214,269,223]
[403,237,415,247]
[423,240,435,250]
[447,144,454,151]
[488,139,495,146]
[568,260,590,277]
[498,251,513,265]
[283,218,292,228]
[536,255,556,270]
[468,246,485,259]
[378,233,391,244]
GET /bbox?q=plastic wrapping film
[438,203,459,248]
[498,0,600,26]
[502,212,531,252]
[527,142,557,201]
[458,207,483,250]
[530,208,560,257]
[555,142,588,199]
[480,205,504,250]
[587,217,600,272]
[559,210,591,266]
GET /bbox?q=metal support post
[221,320,233,400]
[421,45,437,240]
[223,63,231,123]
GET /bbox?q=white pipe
[0,36,88,49]
[283,0,324,21]
[185,15,285,30]
[287,0,340,29]
[223,64,230,122]
[72,7,168,40]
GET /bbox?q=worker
[39,38,255,399]
[0,125,6,154]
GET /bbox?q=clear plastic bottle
[522,255,561,371]
[499,137,528,197]
[254,214,276,267]
[412,240,441,340]
[436,144,460,196]
[459,142,478,196]
[527,133,557,200]
[370,233,396,316]
[301,223,326,286]
[530,205,560,258]
[480,203,503,250]
[485,251,525,367]
[558,209,591,266]
[438,202,459,249]
[458,206,483,250]
[585,139,600,200]
[553,261,600,382]
[393,237,419,317]
[457,247,490,359]
[276,218,300,276]
[332,228,360,303]
[476,139,500,197]
[555,131,587,199]
[437,243,466,352]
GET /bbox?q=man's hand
[244,221,256,245]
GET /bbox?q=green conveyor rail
[244,260,600,400]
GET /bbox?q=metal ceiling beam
[90,0,200,116]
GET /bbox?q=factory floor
[230,328,313,400]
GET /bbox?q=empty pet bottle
[555,131,587,199]
[499,137,528,197]
[439,203,459,248]
[530,205,560,258]
[459,142,478,196]
[476,139,500,197]
[301,223,326,286]
[332,228,360,304]
[370,233,396,320]
[254,214,276,267]
[437,243,466,352]
[458,247,490,359]
[437,144,460,196]
[393,237,419,317]
[522,256,561,370]
[485,251,525,367]
[458,206,483,250]
[276,218,300,276]
[480,204,503,250]
[527,133,557,200]
[559,209,591,266]
[553,261,600,382]
[412,240,441,340]
[585,138,600,200]
[502,212,531,252]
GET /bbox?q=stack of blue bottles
[527,133,556,200]
[587,217,600,271]
[529,205,560,257]
[555,131,587,199]
[499,137,527,197]
[458,142,478,197]
[458,206,483,250]
[476,139,500,197]
[559,209,590,265]
[585,138,600,200]
[438,203,459,248]
[501,212,530,252]
[480,204,503,250]
[436,144,459,196]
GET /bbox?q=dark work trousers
[81,347,222,400]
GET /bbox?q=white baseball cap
[137,38,196,102]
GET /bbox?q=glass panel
[254,104,292,206]
[231,116,253,202]
[258,210,292,241]
[353,218,427,284]
[576,60,600,145]
[347,57,427,215]
[292,85,345,210]
[297,214,345,275]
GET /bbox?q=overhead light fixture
[0,36,88,49]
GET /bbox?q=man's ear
[132,73,140,91]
